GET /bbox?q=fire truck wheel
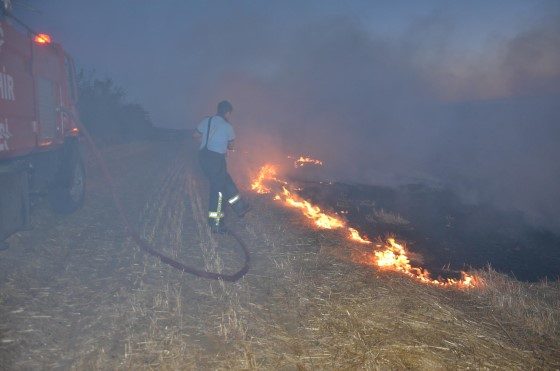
[48,143,86,214]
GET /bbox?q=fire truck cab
[0,11,85,246]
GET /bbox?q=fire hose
[79,123,250,282]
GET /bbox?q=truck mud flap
[0,170,30,241]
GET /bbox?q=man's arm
[193,118,206,141]
[227,123,235,150]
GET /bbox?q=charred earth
[296,180,560,282]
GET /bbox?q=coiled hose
[80,124,250,282]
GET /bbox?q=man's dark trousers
[198,148,241,228]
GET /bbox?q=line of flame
[250,164,478,288]
[278,186,346,229]
[367,238,478,288]
[294,156,323,168]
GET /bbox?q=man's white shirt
[197,116,235,154]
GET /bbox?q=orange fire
[250,163,478,289]
[278,187,345,229]
[251,164,277,194]
[348,228,372,244]
[365,238,477,288]
[293,156,323,168]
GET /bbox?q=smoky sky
[18,0,560,230]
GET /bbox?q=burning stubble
[251,162,478,288]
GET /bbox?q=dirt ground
[0,139,559,369]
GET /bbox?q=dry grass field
[0,139,558,369]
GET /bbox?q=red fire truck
[0,10,85,245]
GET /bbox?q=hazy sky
[17,0,559,126]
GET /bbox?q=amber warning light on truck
[34,33,51,45]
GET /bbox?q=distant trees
[77,71,154,144]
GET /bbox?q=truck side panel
[0,19,37,159]
[32,39,67,147]
[36,77,59,142]
[0,16,86,244]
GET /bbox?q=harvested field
[0,139,559,369]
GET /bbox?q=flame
[366,238,478,288]
[294,156,323,168]
[251,164,277,194]
[278,187,345,229]
[349,228,372,244]
[250,163,478,289]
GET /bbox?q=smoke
[210,7,560,231]
[22,1,560,230]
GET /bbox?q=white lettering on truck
[0,119,12,152]
[0,66,15,101]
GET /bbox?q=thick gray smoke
[199,9,560,231]
[23,1,560,230]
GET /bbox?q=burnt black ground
[296,180,560,282]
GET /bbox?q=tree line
[77,71,154,144]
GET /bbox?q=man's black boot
[208,219,227,234]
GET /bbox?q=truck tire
[48,141,86,214]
